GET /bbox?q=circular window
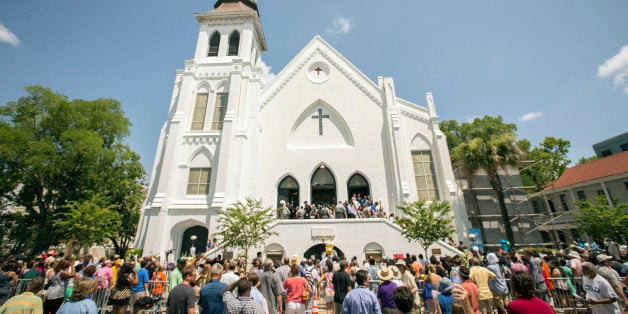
[306,62,331,84]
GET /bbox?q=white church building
[135,0,470,261]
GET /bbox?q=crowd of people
[0,241,626,314]
[277,194,398,220]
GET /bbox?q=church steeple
[193,0,267,61]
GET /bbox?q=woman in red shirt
[283,264,311,314]
[506,271,554,314]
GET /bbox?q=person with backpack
[486,253,509,314]
[304,260,319,312]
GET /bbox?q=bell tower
[135,0,268,257]
[193,0,267,63]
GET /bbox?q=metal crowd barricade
[542,277,588,313]
[94,280,170,314]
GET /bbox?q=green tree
[520,137,571,191]
[396,200,456,255]
[53,196,121,252]
[440,116,523,247]
[0,85,145,255]
[213,198,278,272]
[576,155,597,165]
[571,196,627,243]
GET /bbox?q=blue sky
[1,1,627,179]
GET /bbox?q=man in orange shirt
[410,255,424,278]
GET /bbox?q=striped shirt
[0,292,43,314]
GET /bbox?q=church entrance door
[310,165,336,206]
[277,176,299,208]
[347,173,370,201]
[181,225,208,257]
[303,244,345,260]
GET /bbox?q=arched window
[191,91,209,131]
[277,176,299,208]
[411,151,439,201]
[208,31,220,57]
[211,89,228,131]
[186,168,211,195]
[347,173,370,200]
[228,31,240,56]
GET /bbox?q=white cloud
[597,45,628,93]
[0,23,21,46]
[518,112,543,122]
[258,59,276,87]
[326,17,352,34]
[465,115,481,123]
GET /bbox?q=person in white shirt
[582,262,621,314]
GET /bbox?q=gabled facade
[135,1,469,260]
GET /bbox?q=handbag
[301,279,310,302]
[301,289,310,302]
[108,286,132,305]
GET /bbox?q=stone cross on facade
[311,108,330,135]
[315,67,322,75]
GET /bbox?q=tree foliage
[571,196,628,243]
[213,198,278,272]
[53,196,121,248]
[440,116,523,247]
[396,200,456,255]
[576,155,597,165]
[0,85,145,256]
[519,137,571,191]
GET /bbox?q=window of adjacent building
[208,31,220,57]
[548,200,556,213]
[211,92,228,130]
[559,194,569,211]
[557,230,567,243]
[601,149,612,157]
[625,182,628,191]
[228,31,240,56]
[411,151,439,201]
[531,200,541,214]
[621,143,628,152]
[577,190,586,201]
[191,93,209,131]
[186,167,211,195]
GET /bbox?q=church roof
[545,150,628,190]
[212,0,258,14]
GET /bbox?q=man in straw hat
[595,254,627,310]
[394,260,420,311]
[376,267,397,313]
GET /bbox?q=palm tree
[442,116,524,247]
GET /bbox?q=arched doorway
[277,176,299,207]
[311,165,336,206]
[303,244,345,260]
[347,173,370,200]
[181,225,208,257]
